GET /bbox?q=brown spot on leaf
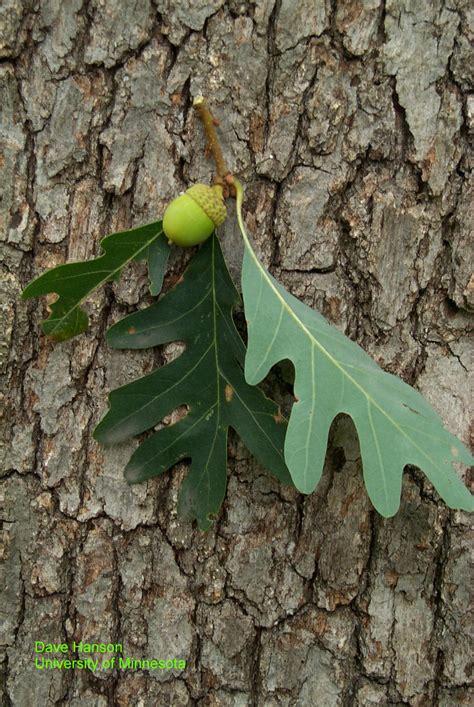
[273,409,285,424]
[225,384,233,402]
[128,326,136,335]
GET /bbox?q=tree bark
[2,1,472,705]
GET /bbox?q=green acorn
[163,183,227,247]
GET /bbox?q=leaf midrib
[101,237,286,467]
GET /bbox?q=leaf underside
[235,180,473,516]
[22,222,168,341]
[94,235,291,530]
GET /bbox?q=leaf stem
[193,96,230,188]
[234,178,250,245]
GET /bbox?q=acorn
[162,183,227,247]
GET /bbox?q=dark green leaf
[22,222,164,341]
[146,235,170,296]
[94,235,291,529]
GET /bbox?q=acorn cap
[186,184,227,226]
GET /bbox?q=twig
[193,96,233,193]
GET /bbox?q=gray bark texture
[1,1,473,705]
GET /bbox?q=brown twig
[193,96,232,191]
